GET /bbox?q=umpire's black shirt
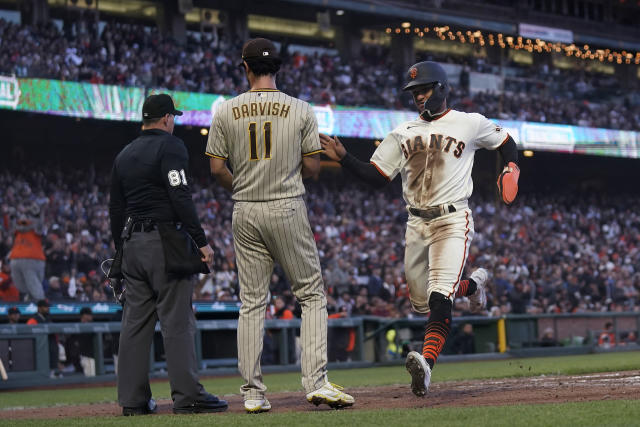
[109,129,207,249]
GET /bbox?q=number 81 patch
[168,169,188,186]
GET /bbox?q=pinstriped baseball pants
[232,197,328,400]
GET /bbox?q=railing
[1,312,638,389]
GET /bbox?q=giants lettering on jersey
[400,134,466,159]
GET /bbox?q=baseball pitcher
[321,61,520,397]
[207,38,354,413]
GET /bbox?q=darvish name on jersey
[370,110,509,208]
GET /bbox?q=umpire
[108,94,227,415]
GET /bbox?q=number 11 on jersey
[248,121,272,160]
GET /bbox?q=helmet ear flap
[434,82,450,99]
[421,81,449,119]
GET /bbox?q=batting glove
[497,162,520,205]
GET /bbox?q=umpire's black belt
[408,202,464,221]
[131,222,158,232]
[131,220,183,233]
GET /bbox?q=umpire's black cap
[142,94,183,119]
[239,38,281,66]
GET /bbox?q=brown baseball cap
[240,38,280,65]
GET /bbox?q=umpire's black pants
[117,229,206,409]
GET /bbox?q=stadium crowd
[1,19,639,130]
[1,166,639,320]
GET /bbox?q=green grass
[1,351,639,410]
[2,400,640,427]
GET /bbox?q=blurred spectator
[459,64,470,92]
[65,307,95,376]
[539,327,559,347]
[351,294,371,316]
[27,299,62,377]
[0,261,19,302]
[597,321,616,349]
[79,306,93,323]
[494,266,513,296]
[336,291,353,315]
[367,267,384,299]
[273,296,294,320]
[45,276,68,301]
[508,279,529,314]
[264,296,297,364]
[26,299,51,325]
[328,306,354,362]
[620,331,637,345]
[7,306,20,324]
[451,323,475,354]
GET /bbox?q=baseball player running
[207,38,354,413]
[321,61,520,396]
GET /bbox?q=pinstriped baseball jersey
[206,90,321,201]
[370,110,509,208]
[206,88,329,401]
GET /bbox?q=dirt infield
[3,370,640,419]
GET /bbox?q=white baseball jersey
[370,109,509,208]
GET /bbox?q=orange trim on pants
[448,211,470,299]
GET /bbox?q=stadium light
[523,150,534,157]
[336,9,344,16]
[401,22,411,28]
[200,128,209,136]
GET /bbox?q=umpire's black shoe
[122,398,158,416]
[173,393,228,414]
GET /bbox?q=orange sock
[422,319,450,369]
[454,279,477,298]
[454,280,469,298]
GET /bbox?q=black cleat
[122,398,157,416]
[173,393,229,414]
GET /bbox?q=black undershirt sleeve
[339,152,390,189]
[498,135,518,166]
[161,140,208,248]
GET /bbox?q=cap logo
[410,67,418,79]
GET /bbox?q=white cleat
[405,351,431,397]
[469,268,489,313]
[306,381,355,409]
[244,398,271,413]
